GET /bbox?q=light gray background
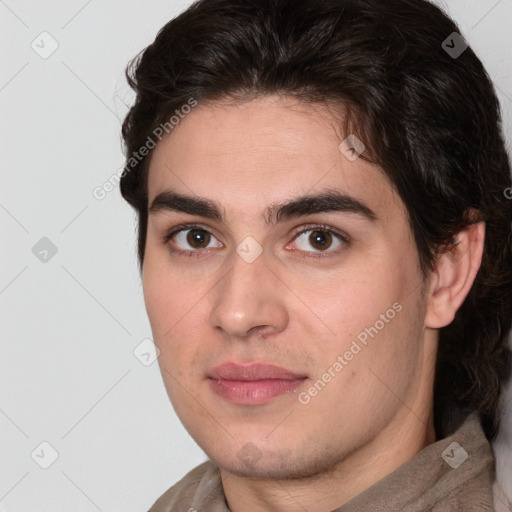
[0,1,511,511]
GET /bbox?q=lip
[207,362,307,405]
[208,362,305,381]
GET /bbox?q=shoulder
[420,413,496,512]
[147,460,224,512]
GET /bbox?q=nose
[208,247,289,340]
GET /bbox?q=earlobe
[425,220,486,329]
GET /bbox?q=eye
[290,226,347,254]
[165,226,223,254]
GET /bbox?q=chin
[205,443,345,481]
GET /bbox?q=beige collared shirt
[148,413,497,512]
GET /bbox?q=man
[120,0,512,510]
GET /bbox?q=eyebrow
[148,189,378,225]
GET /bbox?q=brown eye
[309,230,333,251]
[170,227,223,253]
[293,228,345,253]
[186,229,211,249]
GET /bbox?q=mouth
[207,362,308,405]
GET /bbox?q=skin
[142,94,485,512]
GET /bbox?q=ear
[424,220,486,329]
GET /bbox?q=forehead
[146,95,406,227]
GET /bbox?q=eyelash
[162,223,350,259]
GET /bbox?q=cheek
[298,270,397,341]
[143,261,204,374]
[143,240,187,330]
[142,270,170,336]
[303,260,416,374]
[142,258,187,352]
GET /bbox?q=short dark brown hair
[120,0,512,441]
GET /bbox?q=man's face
[143,95,435,479]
